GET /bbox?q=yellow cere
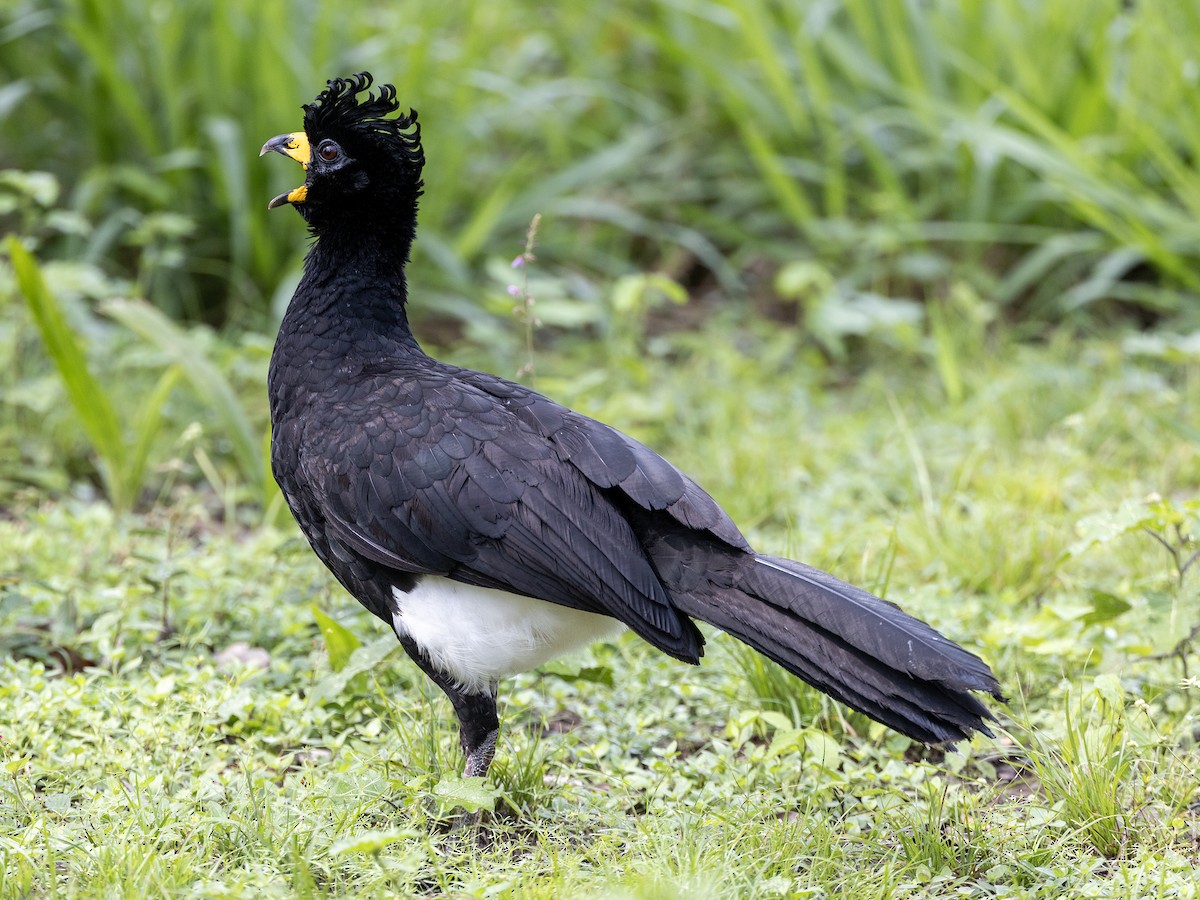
[283,132,311,168]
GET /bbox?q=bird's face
[261,73,424,233]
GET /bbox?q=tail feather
[669,552,1004,744]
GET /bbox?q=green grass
[1,326,1198,897]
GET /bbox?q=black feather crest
[303,72,424,176]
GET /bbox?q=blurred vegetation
[3,0,1200,329]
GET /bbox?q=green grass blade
[6,237,129,506]
[127,363,183,501]
[102,298,264,491]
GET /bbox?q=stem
[512,214,542,380]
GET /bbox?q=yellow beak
[260,132,311,209]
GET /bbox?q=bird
[261,72,1004,782]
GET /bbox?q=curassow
[262,73,1003,780]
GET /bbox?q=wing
[296,367,729,661]
[463,372,750,551]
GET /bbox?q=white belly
[391,577,625,692]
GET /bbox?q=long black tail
[668,550,1004,743]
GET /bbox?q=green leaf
[0,170,59,207]
[540,663,614,687]
[309,633,402,703]
[813,291,924,339]
[766,727,805,759]
[1124,330,1200,362]
[432,775,499,815]
[774,260,833,301]
[7,237,128,506]
[610,273,686,314]
[1067,499,1157,557]
[149,675,176,700]
[802,729,842,771]
[128,364,183,501]
[102,297,264,491]
[43,792,73,815]
[329,828,418,856]
[927,299,963,405]
[757,711,794,733]
[1080,591,1132,626]
[4,755,32,774]
[1092,674,1125,709]
[312,606,361,673]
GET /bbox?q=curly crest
[303,72,423,176]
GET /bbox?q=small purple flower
[507,284,521,297]
[511,255,525,269]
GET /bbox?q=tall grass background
[3,0,1199,329]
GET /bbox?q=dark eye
[316,140,341,162]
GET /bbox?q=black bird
[262,73,1003,780]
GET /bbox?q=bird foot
[462,727,498,779]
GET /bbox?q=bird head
[261,72,424,234]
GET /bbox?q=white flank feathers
[392,577,625,692]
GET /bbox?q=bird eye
[316,140,341,162]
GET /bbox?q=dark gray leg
[454,682,500,778]
[399,637,500,778]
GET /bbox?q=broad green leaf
[802,729,842,771]
[1067,499,1156,557]
[1080,591,1132,626]
[766,727,805,759]
[774,260,833,301]
[539,663,614,687]
[525,296,604,329]
[0,170,59,207]
[310,633,402,703]
[149,675,176,700]
[757,710,795,733]
[611,273,686,315]
[42,792,73,815]
[4,755,31,774]
[1092,674,1125,708]
[102,298,263,490]
[432,775,499,814]
[312,606,361,672]
[329,828,418,856]
[1124,330,1200,361]
[8,237,128,506]
[813,291,924,338]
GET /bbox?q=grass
[5,237,267,512]
[1,323,1198,897]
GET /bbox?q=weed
[6,238,178,510]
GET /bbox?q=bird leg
[398,636,500,778]
[450,682,500,779]
[446,687,499,838]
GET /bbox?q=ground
[1,322,1197,898]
